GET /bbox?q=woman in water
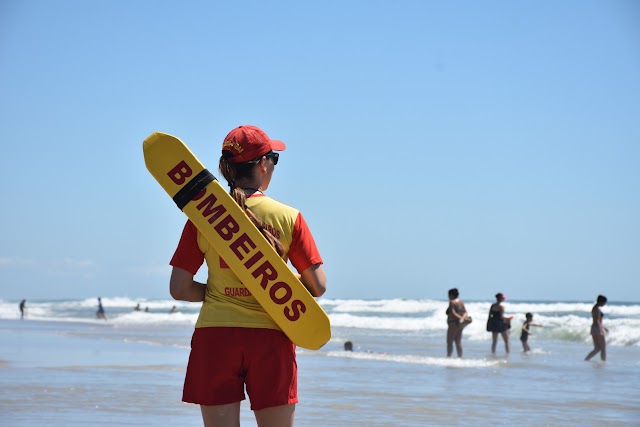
[169,125,326,426]
[585,295,608,362]
[445,288,469,357]
[486,293,510,354]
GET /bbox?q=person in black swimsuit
[96,297,106,320]
[486,293,511,354]
[520,312,542,353]
[19,299,26,319]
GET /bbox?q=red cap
[221,125,286,163]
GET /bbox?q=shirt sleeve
[288,212,323,273]
[169,220,205,275]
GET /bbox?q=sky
[1,0,638,303]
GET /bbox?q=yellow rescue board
[143,132,331,350]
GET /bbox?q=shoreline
[2,317,640,426]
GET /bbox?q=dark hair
[525,312,533,319]
[219,154,262,182]
[448,288,459,298]
[219,155,285,257]
[597,295,607,305]
[495,293,504,301]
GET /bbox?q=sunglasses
[265,152,279,165]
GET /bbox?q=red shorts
[182,327,298,411]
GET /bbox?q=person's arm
[451,302,465,321]
[594,307,609,332]
[499,304,513,320]
[298,263,326,297]
[592,306,604,331]
[169,221,206,302]
[460,302,469,320]
[170,267,206,302]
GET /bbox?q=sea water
[1,297,639,426]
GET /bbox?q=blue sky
[1,1,638,302]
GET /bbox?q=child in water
[520,312,543,352]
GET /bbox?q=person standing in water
[445,288,469,358]
[19,299,26,319]
[96,297,106,320]
[585,295,608,362]
[169,125,326,427]
[520,312,543,353]
[486,293,511,354]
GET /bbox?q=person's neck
[243,188,262,195]
[235,182,262,195]
[235,178,260,187]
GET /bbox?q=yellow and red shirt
[170,193,323,330]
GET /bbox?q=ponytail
[219,156,285,257]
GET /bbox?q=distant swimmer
[96,297,106,320]
[520,312,543,353]
[170,306,177,314]
[134,303,141,311]
[144,306,150,312]
[344,341,353,351]
[585,295,608,362]
[19,299,26,319]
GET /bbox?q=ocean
[1,297,639,426]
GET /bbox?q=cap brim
[270,139,286,151]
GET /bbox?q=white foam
[2,298,639,346]
[326,350,503,368]
[329,313,442,331]
[321,298,443,314]
[110,311,198,326]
